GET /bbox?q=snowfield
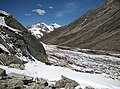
[42,43,120,80]
[0,43,120,89]
[0,60,120,89]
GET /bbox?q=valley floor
[0,43,120,89]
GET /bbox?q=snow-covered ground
[0,59,120,89]
[42,43,120,80]
[0,43,120,89]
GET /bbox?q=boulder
[9,63,24,70]
[7,73,34,89]
[7,78,24,89]
[23,34,48,63]
[84,86,95,89]
[0,68,6,76]
[55,75,79,88]
[65,83,75,89]
[23,76,33,85]
[0,53,23,66]
[34,77,49,89]
[0,68,7,79]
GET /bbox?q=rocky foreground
[1,68,93,89]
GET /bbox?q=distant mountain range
[27,22,61,38]
[41,0,120,53]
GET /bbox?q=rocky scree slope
[27,22,61,39]
[0,10,48,69]
[0,68,79,89]
[41,0,120,53]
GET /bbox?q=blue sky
[0,0,105,26]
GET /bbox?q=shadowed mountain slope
[41,0,120,53]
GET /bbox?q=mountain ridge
[41,0,120,53]
[27,22,61,38]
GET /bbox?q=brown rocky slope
[41,0,120,53]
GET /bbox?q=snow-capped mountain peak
[0,10,12,17]
[50,23,61,28]
[27,22,61,39]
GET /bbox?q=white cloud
[25,13,31,16]
[49,6,53,9]
[37,3,42,7]
[56,2,79,18]
[56,11,64,18]
[32,9,46,15]
[65,2,78,9]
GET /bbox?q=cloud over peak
[65,2,78,9]
[37,3,42,7]
[25,13,31,16]
[49,6,53,9]
[32,9,46,15]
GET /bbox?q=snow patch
[0,43,10,53]
[0,17,7,26]
[50,23,61,28]
[0,10,11,17]
[0,16,22,33]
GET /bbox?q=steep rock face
[27,22,61,39]
[41,0,120,53]
[0,10,48,68]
